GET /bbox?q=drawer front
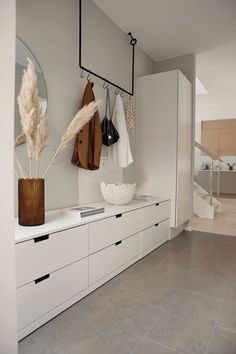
[142,200,170,229]
[16,225,88,288]
[17,258,88,330]
[89,209,141,253]
[89,233,140,285]
[141,219,169,253]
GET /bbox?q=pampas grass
[35,115,48,178]
[17,59,102,179]
[17,58,41,177]
[14,151,26,179]
[43,100,102,178]
[15,131,26,146]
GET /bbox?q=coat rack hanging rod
[79,0,137,96]
[79,66,133,96]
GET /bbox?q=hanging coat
[71,81,102,170]
[108,94,133,169]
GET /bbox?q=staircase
[194,142,223,219]
[193,182,221,219]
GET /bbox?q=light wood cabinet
[201,119,236,156]
[220,128,236,155]
[201,129,220,155]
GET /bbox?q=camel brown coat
[71,81,102,170]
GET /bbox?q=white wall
[15,0,154,211]
[0,1,18,353]
[196,93,236,123]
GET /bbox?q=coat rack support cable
[79,0,137,96]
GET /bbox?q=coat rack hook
[87,72,91,81]
[80,69,85,78]
[115,88,120,95]
[103,81,109,89]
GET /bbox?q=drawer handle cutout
[35,274,50,284]
[155,203,159,206]
[116,213,122,218]
[155,223,159,227]
[115,240,122,246]
[34,235,49,243]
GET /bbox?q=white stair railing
[195,141,223,205]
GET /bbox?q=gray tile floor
[19,231,236,354]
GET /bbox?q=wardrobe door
[176,71,192,226]
[136,70,178,228]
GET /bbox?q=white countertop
[15,197,169,244]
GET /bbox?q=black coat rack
[79,0,137,96]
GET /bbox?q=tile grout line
[132,289,181,354]
[205,281,229,354]
[177,287,224,301]
[218,325,236,335]
[140,337,184,354]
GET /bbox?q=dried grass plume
[43,100,102,178]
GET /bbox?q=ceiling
[197,40,236,97]
[93,0,236,122]
[94,0,236,61]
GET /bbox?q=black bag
[101,89,119,146]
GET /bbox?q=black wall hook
[128,32,137,46]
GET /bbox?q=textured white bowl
[100,182,136,205]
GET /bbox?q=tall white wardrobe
[136,70,192,229]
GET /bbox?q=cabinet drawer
[89,233,140,285]
[142,200,170,229]
[141,219,169,253]
[16,225,88,288]
[89,209,141,253]
[17,257,88,330]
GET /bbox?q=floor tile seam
[214,283,230,326]
[177,287,224,301]
[126,296,165,312]
[205,287,227,354]
[140,337,184,354]
[140,289,180,343]
[131,335,145,353]
[205,322,217,354]
[161,288,181,313]
[217,325,236,335]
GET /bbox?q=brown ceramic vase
[18,178,45,226]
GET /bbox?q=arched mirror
[15,37,48,146]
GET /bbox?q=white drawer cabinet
[142,201,170,229]
[141,219,169,254]
[89,209,141,253]
[16,225,88,288]
[15,198,170,340]
[89,233,140,285]
[17,257,88,330]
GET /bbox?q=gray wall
[155,54,196,85]
[15,0,154,213]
